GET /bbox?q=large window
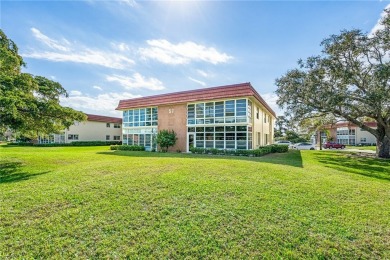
[188,125,251,150]
[123,107,158,127]
[187,99,250,125]
[122,107,158,150]
[122,127,157,151]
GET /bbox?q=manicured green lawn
[346,145,377,151]
[1,146,389,258]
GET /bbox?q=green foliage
[275,11,390,158]
[156,129,177,152]
[285,130,308,144]
[189,145,288,157]
[110,145,145,151]
[0,29,87,136]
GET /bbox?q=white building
[38,114,122,144]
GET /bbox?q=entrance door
[187,133,194,152]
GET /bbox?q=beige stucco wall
[157,104,187,152]
[65,121,122,143]
[251,97,275,148]
[356,127,377,145]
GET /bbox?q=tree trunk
[376,125,390,159]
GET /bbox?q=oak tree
[0,30,86,137]
[276,10,390,158]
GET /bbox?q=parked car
[275,140,295,149]
[323,142,345,149]
[293,142,316,150]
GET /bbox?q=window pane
[140,109,145,121]
[215,118,224,124]
[226,133,235,140]
[236,99,246,116]
[188,127,195,132]
[215,102,224,117]
[196,141,204,148]
[196,133,204,140]
[226,126,235,132]
[225,100,235,116]
[205,141,214,148]
[215,133,224,140]
[215,126,224,132]
[226,141,235,149]
[196,103,204,118]
[236,126,247,132]
[225,117,235,123]
[215,141,224,149]
[188,104,195,119]
[196,127,204,133]
[206,133,214,140]
[205,127,214,132]
[205,102,214,118]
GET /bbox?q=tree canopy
[0,30,86,137]
[276,10,390,158]
[156,130,177,152]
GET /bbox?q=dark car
[323,142,345,149]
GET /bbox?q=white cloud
[106,73,165,90]
[111,42,130,52]
[120,0,138,7]
[70,90,82,96]
[369,4,390,36]
[188,77,206,87]
[197,69,209,78]
[31,28,70,51]
[25,28,135,69]
[60,91,140,116]
[260,92,281,116]
[93,85,103,91]
[139,39,233,65]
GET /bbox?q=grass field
[346,145,377,151]
[1,146,390,258]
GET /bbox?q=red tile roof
[116,82,276,117]
[86,114,122,123]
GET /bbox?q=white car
[293,142,316,150]
[275,140,293,148]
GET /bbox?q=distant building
[323,121,377,145]
[116,83,276,152]
[38,114,122,144]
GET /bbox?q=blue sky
[1,0,388,116]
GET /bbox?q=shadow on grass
[0,161,50,184]
[97,150,304,168]
[314,152,390,181]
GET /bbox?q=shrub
[8,142,34,146]
[188,144,288,157]
[270,144,289,153]
[110,145,145,151]
[156,130,177,152]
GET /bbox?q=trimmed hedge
[110,145,145,151]
[190,144,289,157]
[7,142,34,146]
[8,141,122,147]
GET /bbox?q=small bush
[270,144,289,153]
[189,145,287,157]
[110,145,145,151]
[8,142,34,146]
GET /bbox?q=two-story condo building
[38,114,122,144]
[116,83,276,152]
